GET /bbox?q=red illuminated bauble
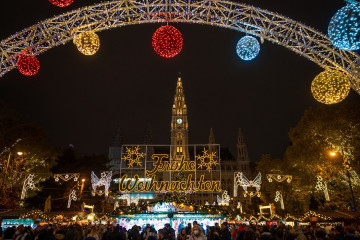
[49,0,74,7]
[152,25,183,58]
[17,54,40,76]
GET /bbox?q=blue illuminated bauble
[328,3,360,51]
[236,36,260,61]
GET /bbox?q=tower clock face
[177,118,183,124]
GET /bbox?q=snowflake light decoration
[91,171,112,197]
[205,201,210,206]
[328,2,360,51]
[54,173,79,182]
[196,148,218,172]
[21,174,35,199]
[217,190,230,206]
[122,146,145,168]
[67,189,77,208]
[236,36,261,60]
[234,172,261,197]
[275,191,284,210]
[315,176,330,201]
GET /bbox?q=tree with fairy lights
[165,171,190,205]
[257,102,360,212]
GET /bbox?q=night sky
[0,0,359,161]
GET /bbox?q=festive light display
[234,172,261,197]
[152,25,183,58]
[275,191,284,210]
[315,176,330,201]
[120,193,140,206]
[91,171,112,197]
[17,54,40,76]
[266,174,292,183]
[49,0,74,7]
[122,146,145,167]
[311,70,351,104]
[73,31,100,56]
[328,2,360,51]
[67,189,77,208]
[237,202,243,214]
[54,173,79,182]
[217,190,230,206]
[236,36,260,60]
[349,170,360,186]
[114,201,119,210]
[196,148,218,172]
[21,174,35,199]
[19,210,51,221]
[259,204,275,215]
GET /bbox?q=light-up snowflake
[91,171,112,197]
[21,174,35,199]
[196,148,218,172]
[122,146,145,168]
[275,191,284,210]
[217,190,230,206]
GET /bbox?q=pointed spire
[209,128,215,144]
[111,127,123,147]
[237,128,249,162]
[237,128,244,145]
[172,76,187,115]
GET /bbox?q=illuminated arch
[1,0,360,93]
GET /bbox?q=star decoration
[122,146,145,168]
[196,148,218,172]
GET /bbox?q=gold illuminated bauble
[73,31,100,55]
[311,70,350,104]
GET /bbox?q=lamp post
[329,150,357,211]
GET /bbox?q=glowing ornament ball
[152,25,183,58]
[17,54,40,76]
[49,0,74,7]
[328,2,360,51]
[311,70,351,104]
[73,31,100,56]
[236,36,260,61]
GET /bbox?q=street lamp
[329,150,357,211]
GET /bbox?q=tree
[256,101,360,212]
[0,103,58,208]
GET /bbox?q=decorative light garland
[266,174,292,183]
[19,210,51,221]
[311,70,350,104]
[274,191,285,210]
[236,36,261,60]
[237,202,243,213]
[91,171,112,197]
[49,0,74,7]
[67,189,77,208]
[217,190,230,206]
[21,174,35,199]
[17,54,40,76]
[315,176,330,201]
[73,31,100,56]
[152,25,183,58]
[328,2,360,51]
[54,173,79,182]
[234,172,261,197]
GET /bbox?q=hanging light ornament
[17,54,40,76]
[152,25,183,58]
[73,31,100,56]
[328,2,360,51]
[49,0,74,7]
[311,70,350,104]
[236,36,261,61]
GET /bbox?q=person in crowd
[164,224,175,240]
[344,227,360,240]
[177,228,188,240]
[189,225,205,240]
[243,230,256,240]
[220,223,231,240]
[186,224,192,236]
[129,225,141,240]
[215,225,221,234]
[86,227,99,240]
[3,226,16,240]
[207,227,219,240]
[143,226,157,240]
[260,227,273,240]
[158,230,169,240]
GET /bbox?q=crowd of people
[1,221,360,240]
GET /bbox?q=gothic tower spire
[237,128,250,174]
[171,76,189,160]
